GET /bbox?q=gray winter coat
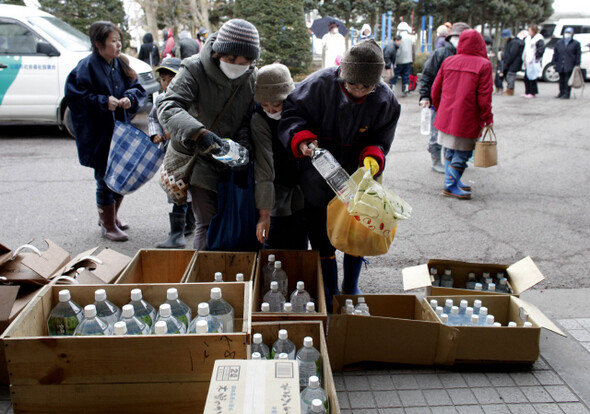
[157,34,257,192]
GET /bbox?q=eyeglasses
[345,82,376,93]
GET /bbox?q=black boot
[184,203,196,236]
[320,257,340,312]
[341,254,365,295]
[156,213,186,248]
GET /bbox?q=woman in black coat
[65,21,146,241]
[138,32,160,66]
[551,27,582,99]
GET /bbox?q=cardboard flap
[433,323,459,365]
[20,240,70,280]
[0,244,12,268]
[90,248,131,284]
[402,264,431,291]
[506,256,544,295]
[58,247,101,275]
[512,296,566,336]
[0,286,20,332]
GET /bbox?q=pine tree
[235,0,311,76]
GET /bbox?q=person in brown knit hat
[278,39,401,308]
[251,63,308,250]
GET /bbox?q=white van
[0,5,159,136]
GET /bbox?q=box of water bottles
[183,251,257,282]
[249,321,340,414]
[327,294,457,370]
[1,282,251,413]
[424,295,565,363]
[402,256,545,297]
[252,250,327,324]
[114,248,197,284]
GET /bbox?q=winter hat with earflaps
[254,63,295,103]
[212,19,260,60]
[340,39,385,86]
[446,22,470,40]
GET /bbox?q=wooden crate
[251,320,341,414]
[114,249,197,284]
[252,250,327,324]
[183,251,257,282]
[2,282,251,413]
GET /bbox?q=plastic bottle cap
[474,299,482,308]
[261,302,270,312]
[278,353,288,360]
[253,333,263,344]
[354,309,362,315]
[430,299,438,308]
[154,321,167,335]
[465,307,473,316]
[468,272,475,278]
[445,299,453,308]
[268,254,275,262]
[58,289,71,302]
[306,302,315,312]
[236,273,244,281]
[113,321,127,335]
[284,302,292,312]
[430,267,437,275]
[252,352,261,360]
[480,307,488,316]
[471,315,479,324]
[210,287,222,300]
[121,304,134,318]
[94,289,106,301]
[159,303,172,317]
[436,306,443,315]
[488,283,496,291]
[358,297,365,304]
[475,283,483,290]
[167,288,178,300]
[440,313,448,322]
[198,303,210,316]
[274,261,282,269]
[196,320,208,333]
[270,281,278,290]
[460,300,468,308]
[508,321,517,327]
[493,322,502,327]
[309,375,320,388]
[278,329,288,340]
[524,322,533,327]
[130,288,142,301]
[312,399,323,411]
[297,281,305,291]
[483,272,490,277]
[451,306,459,315]
[345,299,353,306]
[304,336,313,348]
[84,304,97,318]
[444,268,451,275]
[487,315,495,324]
[500,278,508,285]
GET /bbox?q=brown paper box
[53,247,131,285]
[184,251,257,282]
[115,249,197,284]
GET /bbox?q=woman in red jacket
[431,29,493,200]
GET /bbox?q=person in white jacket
[322,22,346,68]
[521,24,545,98]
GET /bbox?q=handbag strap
[481,126,497,143]
[209,84,242,132]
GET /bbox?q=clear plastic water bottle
[264,281,286,312]
[420,107,431,135]
[120,304,150,335]
[480,271,491,285]
[297,336,321,388]
[495,271,506,284]
[189,302,223,333]
[153,303,186,334]
[208,287,234,333]
[440,313,449,324]
[448,306,461,326]
[300,376,328,414]
[309,143,357,204]
[214,272,223,283]
[479,307,489,324]
[470,314,480,326]
[462,307,474,325]
[283,302,293,313]
[435,306,444,317]
[306,302,316,313]
[128,288,156,328]
[270,261,289,298]
[307,398,328,414]
[263,254,276,293]
[465,272,477,289]
[440,268,453,287]
[74,304,111,336]
[47,289,83,336]
[235,273,244,282]
[345,304,355,314]
[113,321,127,336]
[496,277,510,293]
[429,267,440,286]
[251,333,270,359]
[443,299,453,315]
[458,300,468,318]
[430,299,438,310]
[261,302,270,312]
[473,299,482,315]
[484,314,495,326]
[166,288,192,328]
[272,329,296,359]
[153,320,169,335]
[483,277,494,291]
[355,297,368,313]
[291,281,312,313]
[342,299,354,314]
[211,138,249,167]
[93,289,121,329]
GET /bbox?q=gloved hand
[197,130,225,155]
[363,156,379,177]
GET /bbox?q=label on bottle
[48,316,79,336]
[298,361,320,388]
[313,152,339,177]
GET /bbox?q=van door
[0,18,59,122]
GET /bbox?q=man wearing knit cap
[158,18,261,250]
[279,39,401,307]
[251,63,308,250]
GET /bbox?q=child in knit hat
[251,64,308,249]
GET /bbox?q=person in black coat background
[552,27,582,99]
[65,21,146,241]
[138,32,160,66]
[501,30,525,96]
[383,35,401,89]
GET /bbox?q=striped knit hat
[212,19,260,60]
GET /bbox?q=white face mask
[331,28,339,34]
[219,60,250,79]
[564,33,572,40]
[264,110,282,120]
[449,36,459,48]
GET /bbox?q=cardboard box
[423,294,565,363]
[184,251,257,282]
[53,246,131,285]
[402,256,544,296]
[251,320,340,414]
[327,294,457,370]
[204,359,301,414]
[2,282,251,413]
[114,248,197,284]
[252,250,327,324]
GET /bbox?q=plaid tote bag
[105,119,165,194]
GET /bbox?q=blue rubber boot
[443,163,471,199]
[444,157,470,191]
[341,254,365,295]
[320,257,340,312]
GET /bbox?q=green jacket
[157,33,257,192]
